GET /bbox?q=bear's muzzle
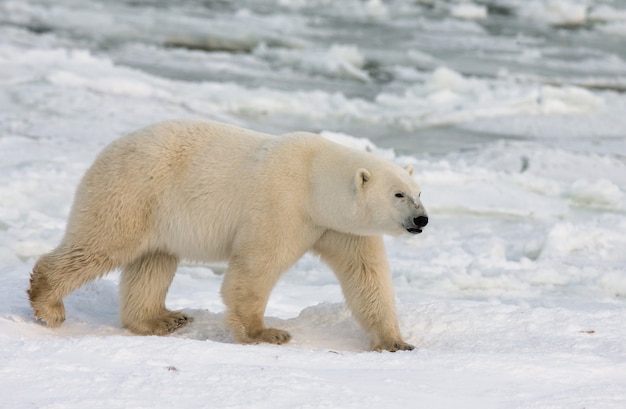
[404,215,428,234]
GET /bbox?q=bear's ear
[404,165,414,176]
[355,168,371,189]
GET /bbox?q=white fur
[28,119,427,351]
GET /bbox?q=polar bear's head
[352,163,428,236]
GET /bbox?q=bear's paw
[248,328,292,345]
[126,310,193,336]
[373,340,415,352]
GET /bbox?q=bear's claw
[125,310,193,336]
[162,313,192,333]
[249,328,292,345]
[374,341,415,352]
[159,311,193,334]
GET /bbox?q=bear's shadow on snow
[172,309,233,343]
[37,279,368,350]
[175,304,370,351]
[62,280,123,331]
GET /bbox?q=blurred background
[1,0,626,310]
[2,0,626,154]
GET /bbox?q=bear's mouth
[406,227,422,234]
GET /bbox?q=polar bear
[28,119,428,351]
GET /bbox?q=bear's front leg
[314,231,415,352]
[220,256,292,345]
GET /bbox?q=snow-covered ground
[1,0,626,408]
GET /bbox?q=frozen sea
[1,0,626,408]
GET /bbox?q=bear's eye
[395,192,405,198]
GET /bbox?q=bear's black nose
[414,216,428,227]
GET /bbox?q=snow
[521,0,589,26]
[1,0,626,408]
[450,3,488,20]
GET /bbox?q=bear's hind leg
[120,251,191,335]
[28,246,117,327]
